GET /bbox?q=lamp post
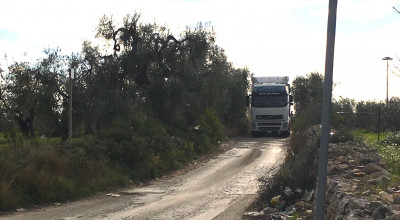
[382,57,392,109]
[69,68,74,144]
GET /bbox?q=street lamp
[382,57,392,109]
[69,68,74,143]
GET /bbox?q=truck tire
[281,130,290,137]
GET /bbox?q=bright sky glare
[1,0,400,101]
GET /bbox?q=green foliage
[355,100,383,131]
[378,145,400,175]
[194,108,225,154]
[1,13,249,139]
[386,97,400,131]
[198,108,225,144]
[292,72,323,116]
[378,131,400,146]
[331,97,356,130]
[0,137,127,211]
[329,128,354,143]
[353,130,400,178]
[291,72,323,133]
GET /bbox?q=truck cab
[246,76,293,137]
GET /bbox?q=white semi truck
[246,76,293,137]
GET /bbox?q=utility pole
[382,56,392,110]
[69,68,74,144]
[315,0,338,219]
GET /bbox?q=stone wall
[325,142,400,220]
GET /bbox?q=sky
[1,0,400,101]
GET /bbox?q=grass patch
[353,130,400,176]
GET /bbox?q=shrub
[194,108,225,154]
[0,135,127,211]
[330,128,354,143]
[379,132,400,146]
[258,127,319,208]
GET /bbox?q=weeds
[0,110,226,211]
[258,127,319,208]
[354,130,400,177]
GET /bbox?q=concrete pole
[315,0,337,219]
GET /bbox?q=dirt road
[2,137,287,220]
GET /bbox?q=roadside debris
[106,193,121,197]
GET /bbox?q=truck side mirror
[246,95,250,107]
[289,95,294,104]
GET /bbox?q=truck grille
[259,127,280,131]
[256,115,283,120]
[258,123,282,126]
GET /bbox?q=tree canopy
[0,13,250,139]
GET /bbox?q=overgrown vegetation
[0,13,250,211]
[354,130,400,178]
[259,127,319,208]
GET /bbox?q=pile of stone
[245,141,400,220]
[326,142,400,219]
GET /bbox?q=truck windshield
[252,95,287,107]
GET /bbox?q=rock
[295,188,303,194]
[394,193,400,204]
[262,206,278,215]
[348,198,368,210]
[338,155,348,163]
[354,172,367,177]
[354,152,381,165]
[370,201,384,210]
[370,171,390,181]
[295,201,312,211]
[372,206,391,219]
[387,188,395,194]
[16,208,25,212]
[243,211,265,217]
[353,209,365,217]
[364,163,388,175]
[106,193,121,197]
[390,204,400,211]
[387,214,400,220]
[339,163,350,170]
[362,190,371,196]
[328,164,340,175]
[379,191,394,203]
[285,205,296,215]
[370,194,381,202]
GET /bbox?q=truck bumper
[251,120,289,134]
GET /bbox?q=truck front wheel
[281,130,290,137]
